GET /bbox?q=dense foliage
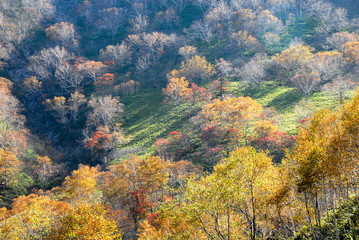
[0,0,359,239]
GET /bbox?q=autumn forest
[1,0,359,239]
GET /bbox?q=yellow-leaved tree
[163,77,190,106]
[48,202,121,240]
[274,44,314,73]
[59,164,101,203]
[180,55,216,84]
[0,193,70,239]
[138,147,280,240]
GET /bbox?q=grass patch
[234,81,345,135]
[121,90,190,155]
[120,82,350,154]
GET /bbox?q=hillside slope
[121,81,348,155]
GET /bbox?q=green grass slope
[121,90,191,155]
[236,81,344,135]
[121,82,348,154]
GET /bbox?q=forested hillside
[1,0,359,239]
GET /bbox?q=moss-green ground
[121,90,190,155]
[121,82,352,154]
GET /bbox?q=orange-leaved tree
[343,41,359,62]
[102,155,169,236]
[199,96,263,144]
[0,148,22,186]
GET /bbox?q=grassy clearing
[121,82,349,153]
[121,90,191,155]
[234,81,348,135]
[234,81,303,134]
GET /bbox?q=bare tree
[141,32,170,60]
[304,0,348,34]
[179,45,197,60]
[22,0,55,22]
[0,0,54,46]
[100,7,125,39]
[291,67,320,98]
[77,61,107,82]
[216,58,234,78]
[129,32,172,60]
[268,0,294,22]
[129,14,149,33]
[129,1,150,16]
[87,95,124,127]
[307,51,345,84]
[23,76,42,96]
[46,91,86,125]
[230,0,263,11]
[322,76,356,104]
[319,7,348,34]
[45,22,78,49]
[28,46,73,79]
[99,42,132,69]
[168,0,188,14]
[12,14,34,45]
[180,55,216,84]
[289,37,304,47]
[68,91,86,122]
[45,96,69,125]
[239,55,267,90]
[154,7,181,30]
[166,33,184,50]
[55,63,84,92]
[184,20,214,43]
[304,0,333,19]
[262,32,281,48]
[136,54,151,72]
[257,10,284,36]
[192,0,213,12]
[327,32,358,51]
[209,0,233,22]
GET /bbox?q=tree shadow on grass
[267,88,303,112]
[121,90,190,150]
[237,82,280,99]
